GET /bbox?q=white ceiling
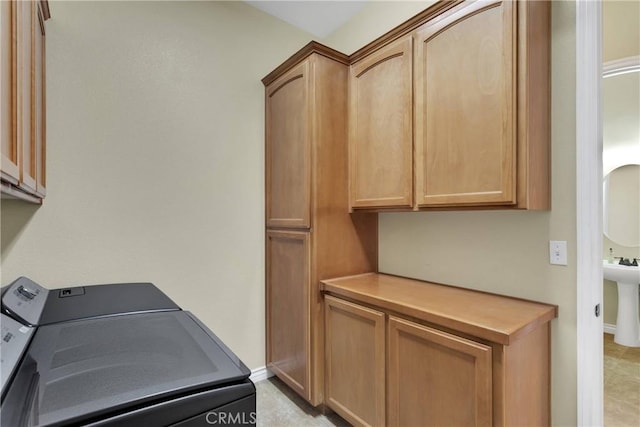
[245,1,368,38]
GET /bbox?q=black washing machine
[1,277,255,426]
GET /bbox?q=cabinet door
[415,0,516,207]
[266,230,311,400]
[17,0,36,192]
[34,2,45,196]
[324,296,385,427]
[349,36,413,209]
[265,61,311,228]
[388,317,492,427]
[0,0,19,183]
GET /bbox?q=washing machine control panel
[0,313,35,396]
[1,277,49,326]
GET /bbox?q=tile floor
[604,333,640,427]
[256,378,346,427]
[257,338,640,427]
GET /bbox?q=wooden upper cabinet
[415,0,516,207]
[265,61,311,229]
[1,0,49,202]
[349,36,413,209]
[347,0,549,211]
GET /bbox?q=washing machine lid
[1,311,250,427]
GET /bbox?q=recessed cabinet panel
[17,0,36,192]
[266,62,311,228]
[349,36,413,209]
[34,4,46,196]
[324,296,385,427]
[266,230,311,400]
[415,0,516,207]
[388,316,492,427]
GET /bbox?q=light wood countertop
[321,273,558,345]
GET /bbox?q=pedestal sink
[603,261,640,347]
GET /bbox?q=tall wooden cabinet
[348,0,550,211]
[1,0,49,203]
[263,43,377,406]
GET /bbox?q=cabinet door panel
[388,316,492,427]
[266,230,311,400]
[265,62,311,228]
[17,0,35,191]
[349,36,413,209]
[415,0,516,207]
[324,296,385,427]
[34,3,45,196]
[0,0,19,183]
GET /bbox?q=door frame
[576,1,603,425]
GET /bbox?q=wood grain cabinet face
[265,61,311,229]
[324,296,385,427]
[266,230,311,401]
[34,3,46,196]
[0,0,19,183]
[349,36,413,209]
[17,0,36,192]
[1,0,47,201]
[414,0,516,207]
[388,316,493,427]
[322,273,556,426]
[264,47,378,407]
[347,0,549,211]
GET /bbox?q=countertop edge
[320,273,558,346]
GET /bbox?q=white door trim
[576,1,603,426]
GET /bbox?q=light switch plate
[549,240,568,265]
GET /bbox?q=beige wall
[325,1,577,426]
[323,1,436,53]
[0,0,313,370]
[602,0,640,327]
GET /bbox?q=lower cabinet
[266,230,311,401]
[323,278,555,427]
[324,295,385,427]
[324,299,492,427]
[387,316,492,427]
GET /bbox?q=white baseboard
[249,366,274,383]
[604,323,616,335]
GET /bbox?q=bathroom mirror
[603,164,640,247]
[603,56,640,247]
